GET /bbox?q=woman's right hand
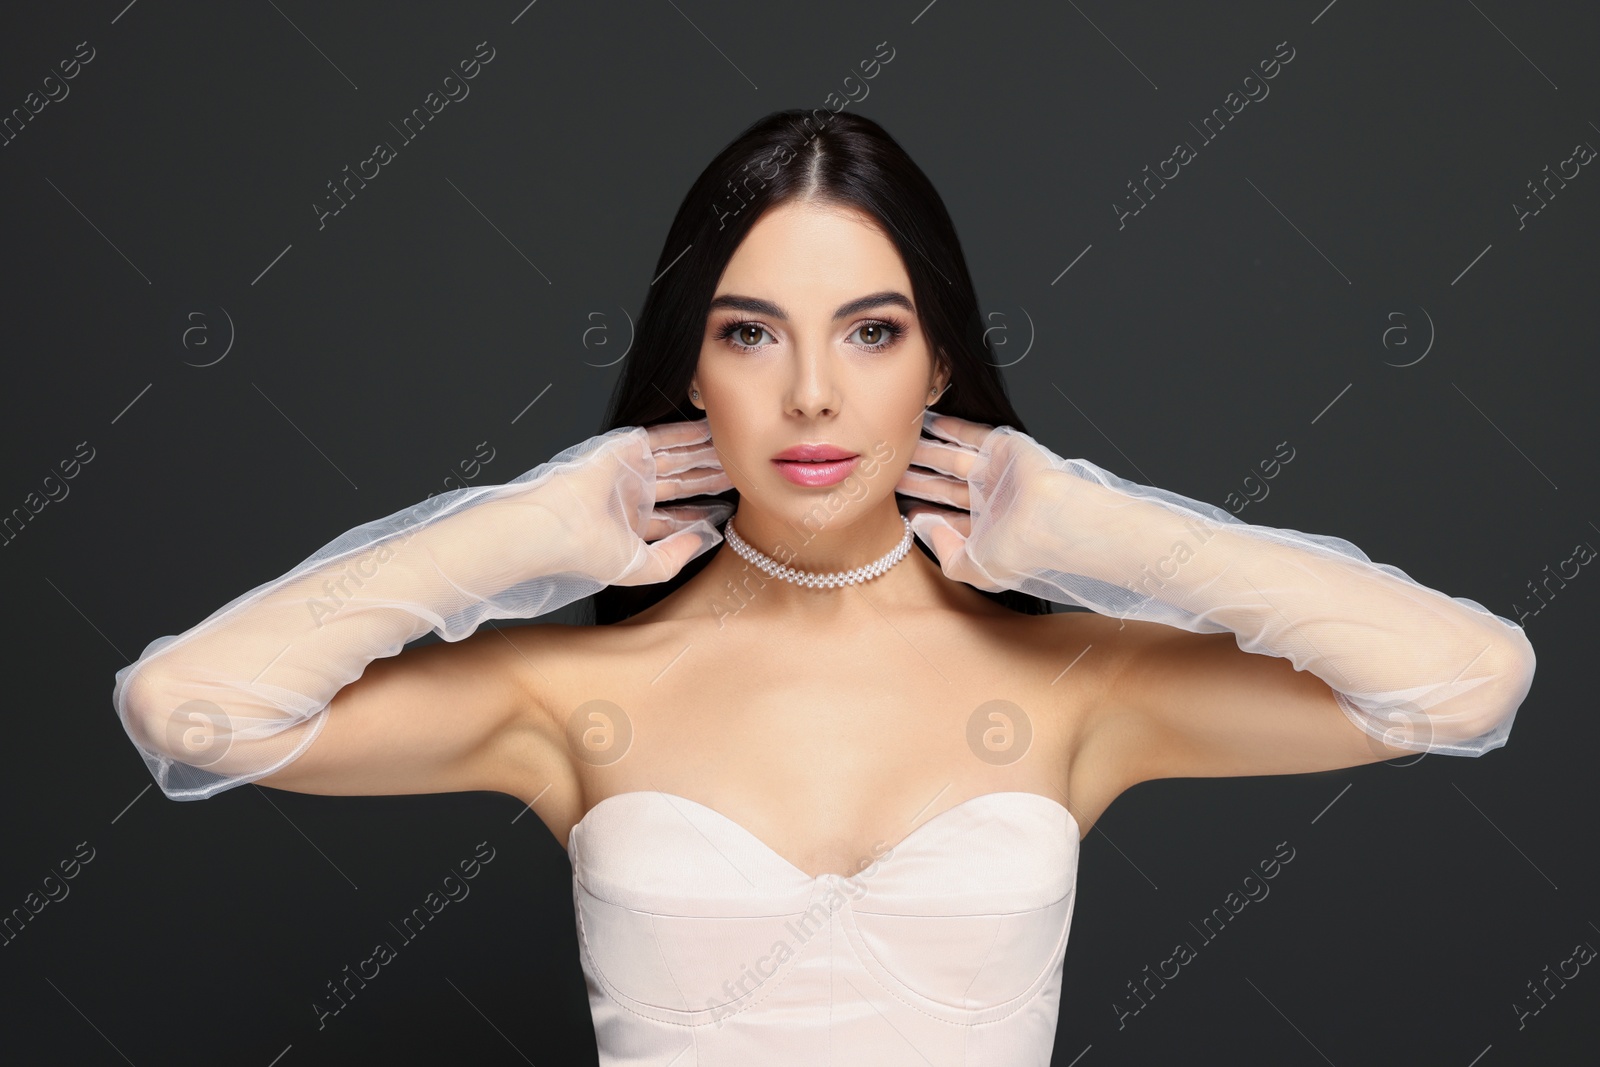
[523,417,734,588]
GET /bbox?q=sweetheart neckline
[568,789,1081,882]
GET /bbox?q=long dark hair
[587,108,1053,624]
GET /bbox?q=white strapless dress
[568,790,1081,1065]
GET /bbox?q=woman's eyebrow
[707,290,915,321]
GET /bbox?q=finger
[907,435,978,480]
[907,509,1006,593]
[894,467,970,510]
[905,503,972,540]
[645,418,713,451]
[920,409,996,450]
[615,517,726,586]
[654,437,721,476]
[641,502,731,543]
[659,466,734,499]
[906,509,967,569]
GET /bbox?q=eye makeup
[711,315,911,355]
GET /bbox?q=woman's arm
[1056,474,1533,751]
[246,624,567,804]
[114,422,730,801]
[1055,484,1532,783]
[900,412,1535,775]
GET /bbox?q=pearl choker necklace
[724,515,915,588]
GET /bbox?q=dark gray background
[2,1,1594,1063]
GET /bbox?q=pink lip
[772,456,860,487]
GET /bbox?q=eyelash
[713,316,909,354]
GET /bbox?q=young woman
[113,110,1536,1064]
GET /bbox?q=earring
[691,389,700,400]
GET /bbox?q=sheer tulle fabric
[111,424,731,800]
[905,410,1536,756]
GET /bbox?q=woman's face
[690,199,948,531]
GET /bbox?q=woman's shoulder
[498,615,682,668]
[496,612,689,694]
[969,602,1132,652]
[992,608,1170,723]
[1025,605,1181,654]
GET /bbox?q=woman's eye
[851,321,900,351]
[721,322,772,350]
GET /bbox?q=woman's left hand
[895,410,1076,593]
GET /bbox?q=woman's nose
[784,344,840,419]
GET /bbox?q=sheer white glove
[113,419,732,800]
[897,410,1536,756]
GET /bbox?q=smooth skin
[257,199,1415,879]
